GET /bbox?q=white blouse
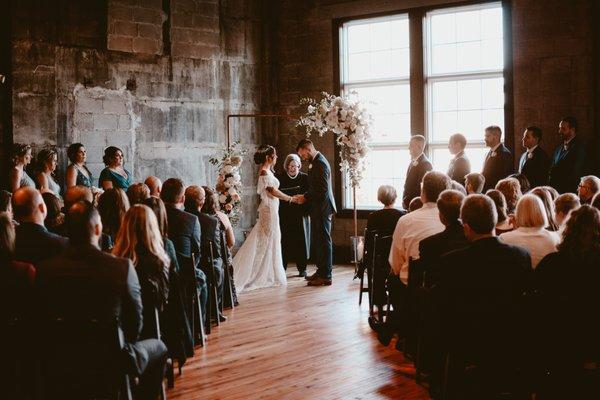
[499,227,560,268]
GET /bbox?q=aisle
[167,265,430,400]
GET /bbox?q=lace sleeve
[257,173,277,195]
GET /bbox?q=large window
[339,2,506,209]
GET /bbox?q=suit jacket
[403,154,432,209]
[305,152,336,216]
[15,222,69,265]
[419,222,469,286]
[518,146,550,189]
[482,143,513,191]
[165,204,201,259]
[35,244,143,344]
[548,136,587,194]
[437,237,531,362]
[186,209,222,260]
[447,152,471,185]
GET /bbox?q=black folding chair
[178,254,206,346]
[202,241,221,331]
[219,229,236,309]
[35,316,133,400]
[357,228,375,307]
[144,300,172,394]
[371,233,393,325]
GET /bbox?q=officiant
[277,154,310,277]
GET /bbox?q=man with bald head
[145,176,162,197]
[64,185,93,211]
[13,187,68,264]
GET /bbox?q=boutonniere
[308,163,313,170]
[412,160,419,167]
[527,152,533,159]
[491,151,497,157]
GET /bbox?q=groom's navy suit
[305,152,337,280]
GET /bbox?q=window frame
[332,0,513,217]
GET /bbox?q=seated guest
[482,125,513,191]
[276,154,310,276]
[535,205,600,396]
[509,173,531,194]
[540,185,559,201]
[12,187,68,264]
[408,197,423,212]
[63,186,112,251]
[518,126,550,188]
[42,192,65,235]
[465,172,485,195]
[593,193,600,211]
[113,205,170,334]
[450,180,467,196]
[499,194,560,268]
[65,143,96,190]
[36,201,167,399]
[447,133,470,185]
[419,189,468,284]
[495,177,522,214]
[145,176,162,197]
[367,185,404,234]
[35,148,62,199]
[403,135,432,210]
[554,193,580,230]
[215,209,235,249]
[437,195,531,397]
[486,189,513,234]
[577,175,600,205]
[185,186,226,320]
[531,187,559,231]
[0,190,15,223]
[161,178,201,259]
[9,143,35,193]
[97,188,130,243]
[98,146,133,190]
[0,212,36,316]
[127,182,151,205]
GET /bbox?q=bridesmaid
[65,143,94,188]
[36,148,62,199]
[98,146,133,190]
[9,143,35,193]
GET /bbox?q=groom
[295,139,337,286]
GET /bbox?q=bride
[233,145,299,292]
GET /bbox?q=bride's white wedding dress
[233,169,287,292]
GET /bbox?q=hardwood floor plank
[167,266,430,400]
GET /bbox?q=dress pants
[126,338,168,399]
[312,212,333,280]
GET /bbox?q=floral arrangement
[297,92,371,187]
[209,141,247,226]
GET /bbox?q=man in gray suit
[36,201,168,399]
[296,139,337,286]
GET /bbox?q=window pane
[350,84,411,144]
[431,146,490,177]
[345,148,411,209]
[427,5,503,75]
[347,24,370,53]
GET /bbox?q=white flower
[223,165,233,174]
[219,194,228,203]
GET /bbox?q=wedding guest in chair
[97,188,130,243]
[277,154,310,277]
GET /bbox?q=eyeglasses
[578,184,592,190]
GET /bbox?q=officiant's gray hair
[284,154,301,170]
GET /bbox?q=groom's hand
[294,195,306,204]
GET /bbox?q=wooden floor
[167,265,430,400]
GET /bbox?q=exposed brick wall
[272,0,597,252]
[107,0,165,55]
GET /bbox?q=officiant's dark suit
[305,152,336,280]
[402,154,432,210]
[36,244,168,399]
[548,135,587,194]
[278,171,310,275]
[436,237,531,370]
[518,145,550,189]
[482,143,513,191]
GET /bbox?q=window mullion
[409,9,424,136]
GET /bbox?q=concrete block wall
[272,0,597,252]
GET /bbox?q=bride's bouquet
[210,141,248,226]
[297,92,371,187]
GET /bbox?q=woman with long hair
[97,188,130,242]
[113,205,170,324]
[36,148,62,199]
[42,192,65,235]
[531,187,559,231]
[486,189,513,234]
[9,143,34,193]
[98,146,133,190]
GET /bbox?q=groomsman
[402,135,432,210]
[548,116,587,194]
[518,126,550,189]
[482,125,513,191]
[447,133,471,186]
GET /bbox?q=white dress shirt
[388,202,445,283]
[499,227,560,268]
